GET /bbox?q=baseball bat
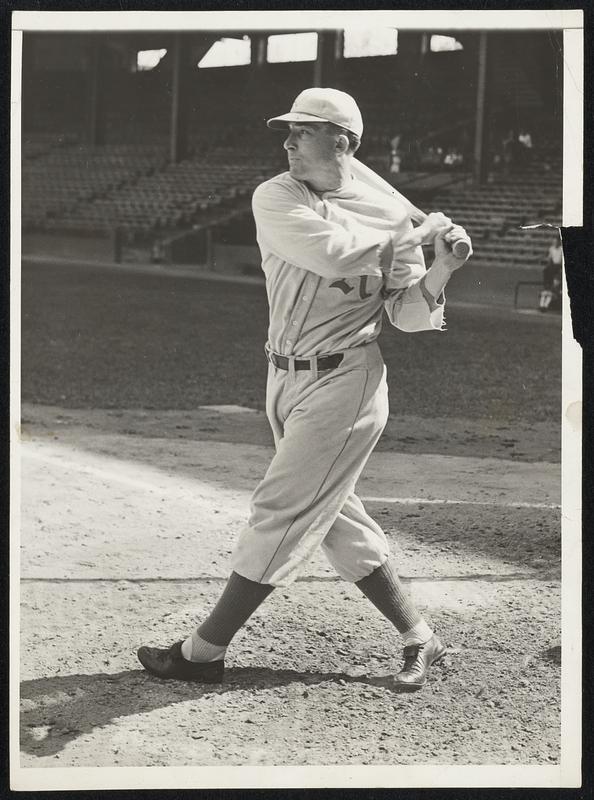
[351,158,472,260]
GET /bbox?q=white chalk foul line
[23,447,560,511]
[362,496,560,510]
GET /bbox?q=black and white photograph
[10,8,583,791]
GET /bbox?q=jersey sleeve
[382,254,446,333]
[252,179,393,280]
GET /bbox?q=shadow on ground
[20,665,416,758]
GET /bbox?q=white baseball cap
[267,88,364,138]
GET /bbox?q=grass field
[22,261,561,423]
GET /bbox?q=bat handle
[452,237,472,259]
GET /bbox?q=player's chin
[288,162,304,177]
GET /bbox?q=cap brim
[266,112,331,129]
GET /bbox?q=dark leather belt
[269,352,344,371]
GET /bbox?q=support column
[169,33,190,164]
[473,31,490,185]
[313,30,341,88]
[250,33,267,67]
[87,37,107,146]
[313,31,324,87]
[332,30,344,88]
[397,32,424,68]
[420,33,430,57]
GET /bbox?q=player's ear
[335,133,350,155]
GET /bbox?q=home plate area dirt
[19,405,561,768]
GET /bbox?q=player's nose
[283,131,297,150]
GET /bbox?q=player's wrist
[431,253,459,273]
[424,259,456,298]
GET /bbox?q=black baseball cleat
[392,634,447,690]
[137,641,225,683]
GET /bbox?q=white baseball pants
[231,341,391,587]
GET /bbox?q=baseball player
[138,88,471,690]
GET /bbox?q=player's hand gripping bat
[351,158,473,260]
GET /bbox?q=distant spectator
[390,133,401,152]
[444,148,464,170]
[389,133,402,173]
[518,129,533,149]
[539,232,562,313]
[390,151,402,173]
[151,240,165,264]
[517,128,533,166]
[443,150,456,168]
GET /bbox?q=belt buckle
[269,351,285,370]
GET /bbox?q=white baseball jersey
[231,169,447,587]
[251,170,445,358]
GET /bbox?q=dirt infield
[19,404,561,769]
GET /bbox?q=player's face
[283,123,338,183]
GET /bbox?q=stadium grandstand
[21,28,563,298]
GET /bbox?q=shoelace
[402,646,424,673]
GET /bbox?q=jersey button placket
[285,320,298,354]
